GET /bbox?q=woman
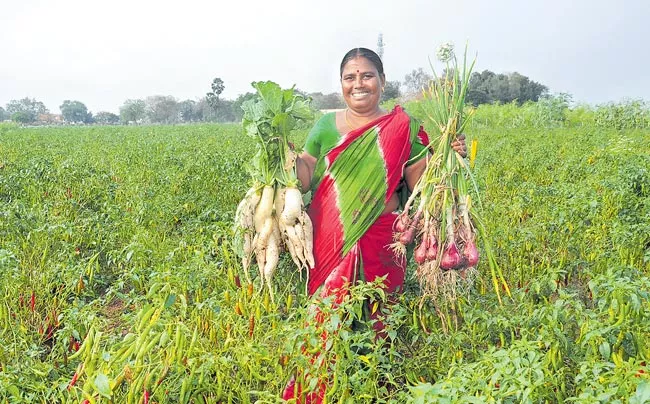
[283,47,466,401]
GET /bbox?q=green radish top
[241,81,314,188]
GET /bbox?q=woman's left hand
[451,133,468,157]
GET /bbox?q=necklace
[345,108,382,130]
[344,108,355,129]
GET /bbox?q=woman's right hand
[451,133,467,157]
[296,152,317,193]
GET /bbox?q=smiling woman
[284,47,467,401]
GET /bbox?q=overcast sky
[1,0,648,114]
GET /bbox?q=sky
[1,0,648,115]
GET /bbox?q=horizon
[2,0,648,115]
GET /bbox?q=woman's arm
[296,151,317,193]
[404,157,427,192]
[404,134,468,191]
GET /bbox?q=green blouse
[303,112,428,192]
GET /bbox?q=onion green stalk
[393,43,511,304]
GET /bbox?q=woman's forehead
[342,57,377,74]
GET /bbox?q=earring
[382,86,385,92]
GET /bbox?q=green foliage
[0,103,648,402]
[93,111,120,125]
[594,100,650,130]
[381,81,401,103]
[241,81,313,185]
[309,92,345,110]
[119,99,146,124]
[467,70,548,106]
[10,111,33,124]
[144,95,180,124]
[6,97,49,123]
[468,94,572,129]
[60,100,92,124]
[403,68,432,97]
[206,77,225,111]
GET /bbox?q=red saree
[282,106,427,402]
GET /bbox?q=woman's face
[340,56,385,114]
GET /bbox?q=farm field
[0,104,649,403]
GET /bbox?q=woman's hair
[339,48,385,78]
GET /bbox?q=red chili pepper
[30,292,35,312]
[234,275,241,288]
[67,372,79,390]
[144,388,150,404]
[249,315,255,338]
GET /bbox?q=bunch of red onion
[391,43,509,303]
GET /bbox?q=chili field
[0,104,649,403]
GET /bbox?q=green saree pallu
[307,105,425,302]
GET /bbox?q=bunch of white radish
[392,43,510,304]
[233,81,315,301]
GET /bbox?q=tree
[0,107,6,121]
[486,73,512,103]
[178,100,198,122]
[403,68,432,97]
[376,33,385,60]
[119,99,146,124]
[11,111,33,124]
[466,70,548,106]
[309,92,345,110]
[94,111,120,125]
[232,92,257,122]
[145,95,179,124]
[206,77,225,110]
[6,98,48,123]
[213,99,237,122]
[381,80,400,102]
[60,100,91,123]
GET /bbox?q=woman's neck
[347,107,383,119]
[345,107,384,129]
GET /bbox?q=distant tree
[309,92,345,110]
[60,100,92,123]
[206,77,225,110]
[213,99,237,122]
[381,80,400,102]
[178,100,198,122]
[404,68,432,96]
[195,96,236,123]
[467,72,490,106]
[194,98,213,121]
[145,95,179,124]
[376,33,385,60]
[119,99,146,124]
[293,88,309,98]
[466,70,548,106]
[11,111,33,124]
[0,107,6,121]
[486,73,512,103]
[6,98,48,123]
[232,92,257,122]
[94,111,120,125]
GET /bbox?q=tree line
[1,70,548,125]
